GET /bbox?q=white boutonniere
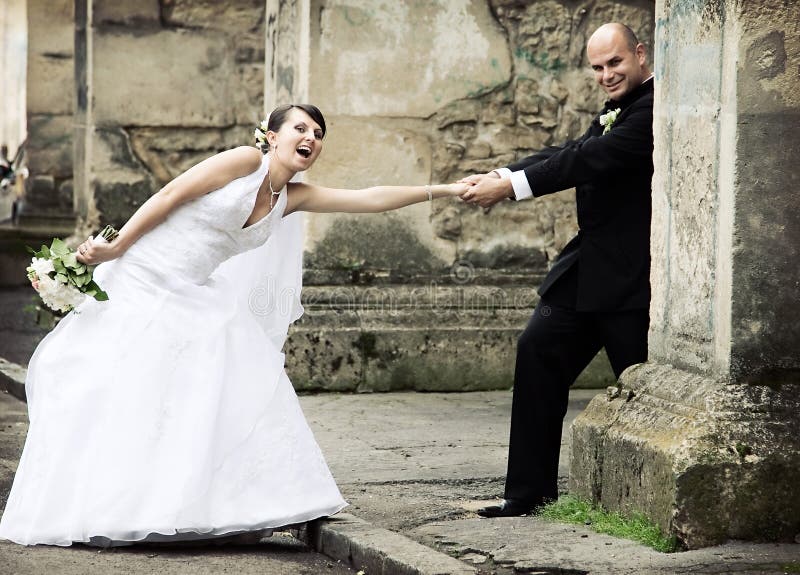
[599,108,621,135]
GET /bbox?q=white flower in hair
[254,115,271,147]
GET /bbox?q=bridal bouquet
[26,225,118,313]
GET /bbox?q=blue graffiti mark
[514,47,565,72]
[343,6,372,27]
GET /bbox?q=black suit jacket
[507,78,654,312]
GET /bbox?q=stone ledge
[304,513,475,575]
[286,323,615,392]
[0,357,26,402]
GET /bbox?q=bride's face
[268,108,324,172]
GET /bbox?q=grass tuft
[536,495,680,553]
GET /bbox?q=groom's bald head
[587,23,650,99]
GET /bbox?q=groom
[460,23,654,517]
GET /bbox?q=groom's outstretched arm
[460,133,587,208]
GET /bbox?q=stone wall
[284,0,654,391]
[648,0,800,381]
[80,0,266,229]
[306,0,655,272]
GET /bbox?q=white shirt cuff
[509,170,533,200]
[492,167,531,201]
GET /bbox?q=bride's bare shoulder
[223,146,263,175]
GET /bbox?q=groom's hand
[460,172,514,208]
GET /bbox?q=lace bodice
[122,154,285,284]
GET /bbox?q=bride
[0,104,468,547]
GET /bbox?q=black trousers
[503,294,649,503]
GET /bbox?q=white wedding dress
[0,153,347,546]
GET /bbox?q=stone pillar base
[569,362,800,549]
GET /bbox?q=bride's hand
[76,236,119,266]
[444,182,472,197]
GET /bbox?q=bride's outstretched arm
[285,181,469,215]
[77,146,262,265]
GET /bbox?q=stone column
[569,0,800,548]
[0,0,27,221]
[73,0,91,226]
[265,0,310,109]
[16,0,75,233]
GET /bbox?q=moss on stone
[307,215,443,275]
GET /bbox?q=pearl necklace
[267,170,281,209]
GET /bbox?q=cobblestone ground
[301,392,800,575]
[0,537,355,575]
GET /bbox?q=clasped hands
[454,171,514,210]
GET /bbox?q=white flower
[254,115,272,147]
[599,108,621,135]
[28,257,55,278]
[37,273,85,313]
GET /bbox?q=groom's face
[587,32,647,100]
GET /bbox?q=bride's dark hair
[256,104,327,154]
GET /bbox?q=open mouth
[297,145,312,159]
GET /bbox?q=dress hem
[0,501,348,547]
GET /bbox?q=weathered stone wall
[648,0,800,381]
[19,0,75,227]
[82,0,265,228]
[730,1,800,382]
[284,0,654,391]
[306,0,655,272]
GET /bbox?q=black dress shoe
[477,498,541,518]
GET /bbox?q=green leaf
[62,252,79,267]
[55,273,68,284]
[50,238,69,257]
[85,280,109,301]
[41,245,51,259]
